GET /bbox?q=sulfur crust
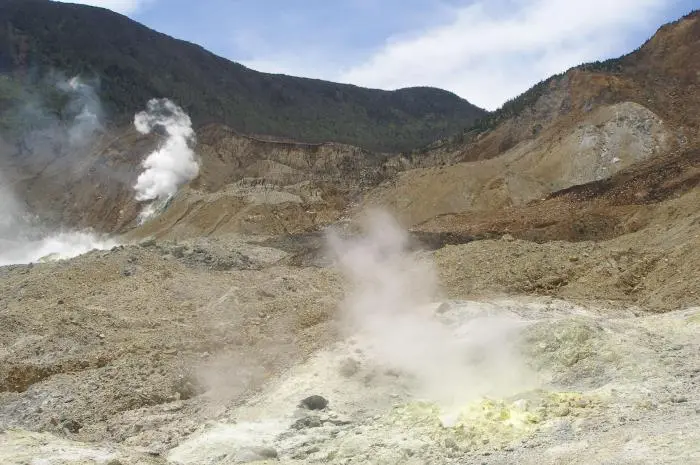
[389,390,600,450]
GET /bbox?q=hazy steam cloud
[0,227,116,267]
[0,76,115,266]
[327,210,535,407]
[59,76,104,147]
[13,74,104,166]
[133,99,199,221]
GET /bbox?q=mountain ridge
[1,5,699,241]
[0,0,486,152]
[416,8,700,159]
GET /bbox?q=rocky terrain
[1,7,699,465]
[0,226,698,464]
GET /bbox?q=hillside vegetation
[0,0,486,152]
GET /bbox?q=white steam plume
[327,210,535,408]
[133,99,199,222]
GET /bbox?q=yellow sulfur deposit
[389,390,598,451]
[38,253,61,263]
[686,312,700,325]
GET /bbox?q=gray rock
[436,302,452,314]
[292,415,322,429]
[138,238,156,248]
[171,246,187,258]
[60,418,82,433]
[252,447,278,459]
[300,395,328,411]
[236,446,278,463]
[444,438,459,450]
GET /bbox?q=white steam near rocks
[133,99,199,222]
[0,77,115,266]
[0,226,116,267]
[327,210,535,408]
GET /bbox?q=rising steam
[327,210,535,408]
[59,76,103,147]
[0,76,115,266]
[133,99,199,222]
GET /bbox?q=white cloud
[52,0,153,15]
[338,0,669,110]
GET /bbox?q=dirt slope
[361,12,699,245]
[2,124,390,237]
[365,101,672,225]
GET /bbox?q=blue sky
[56,0,697,110]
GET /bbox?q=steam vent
[0,1,698,464]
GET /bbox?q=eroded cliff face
[193,126,389,192]
[123,127,394,240]
[363,101,672,226]
[0,125,389,238]
[0,128,157,233]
